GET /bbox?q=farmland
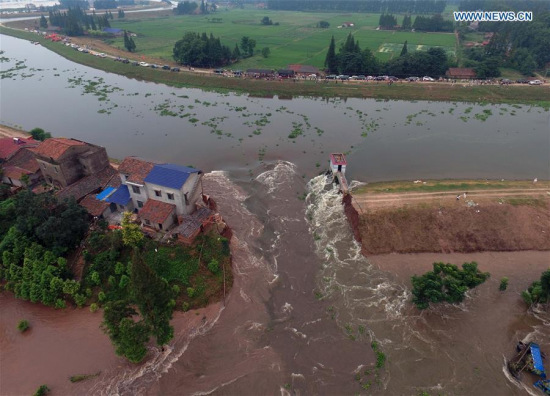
[105,8,457,69]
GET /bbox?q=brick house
[34,138,110,188]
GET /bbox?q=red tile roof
[80,195,109,217]
[0,137,39,160]
[139,199,176,224]
[35,138,85,161]
[57,166,118,202]
[118,156,155,185]
[4,148,40,173]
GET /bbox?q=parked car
[150,64,158,69]
[356,75,366,80]
[340,75,350,80]
[529,80,543,85]
[373,76,386,81]
[406,76,420,82]
[516,79,529,84]
[162,65,170,70]
[170,67,180,72]
[366,76,374,80]
[98,53,106,58]
[132,61,139,66]
[139,62,149,67]
[422,76,435,81]
[122,59,130,64]
[325,75,337,80]
[388,76,398,81]
[500,78,512,85]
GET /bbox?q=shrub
[54,299,66,309]
[33,385,50,396]
[90,303,99,313]
[522,270,550,307]
[208,259,219,274]
[182,302,190,311]
[187,287,195,298]
[98,291,106,302]
[17,319,30,332]
[499,277,509,291]
[74,293,86,308]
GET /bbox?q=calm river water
[1,34,550,395]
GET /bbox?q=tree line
[459,10,550,76]
[379,13,454,32]
[174,0,213,15]
[324,33,450,77]
[268,0,446,13]
[48,6,112,36]
[173,32,232,68]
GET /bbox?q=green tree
[33,385,50,396]
[102,300,150,363]
[40,15,48,28]
[402,14,412,30]
[130,250,175,346]
[261,16,273,25]
[240,36,256,57]
[29,127,51,141]
[522,270,550,306]
[117,9,125,18]
[121,212,143,248]
[400,40,408,57]
[411,262,490,310]
[123,30,136,52]
[261,47,270,58]
[232,43,241,59]
[499,277,509,291]
[324,35,337,73]
[318,20,329,28]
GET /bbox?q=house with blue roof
[106,157,204,231]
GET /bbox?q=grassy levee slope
[2,26,549,104]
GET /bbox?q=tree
[173,32,232,67]
[411,262,490,310]
[232,43,241,59]
[121,212,143,248]
[261,16,273,25]
[261,47,270,58]
[400,40,408,57]
[318,20,329,28]
[522,270,550,307]
[324,35,337,73]
[30,127,51,141]
[123,30,136,52]
[130,250,175,346]
[402,14,412,30]
[200,0,207,14]
[174,0,198,14]
[117,9,125,18]
[40,15,48,28]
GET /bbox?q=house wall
[141,211,176,231]
[78,147,109,175]
[126,182,149,210]
[144,173,202,216]
[2,172,41,187]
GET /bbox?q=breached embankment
[343,183,550,256]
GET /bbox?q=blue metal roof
[531,343,547,379]
[144,164,200,190]
[96,186,115,201]
[106,185,131,205]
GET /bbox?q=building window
[167,193,174,200]
[144,219,150,225]
[132,185,141,194]
[155,190,162,197]
[158,223,163,230]
[137,200,144,208]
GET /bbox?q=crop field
[108,8,457,69]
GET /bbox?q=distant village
[0,135,222,243]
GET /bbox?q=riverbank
[345,179,550,255]
[1,26,549,106]
[0,123,29,138]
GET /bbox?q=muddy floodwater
[1,33,550,395]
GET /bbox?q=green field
[107,8,457,69]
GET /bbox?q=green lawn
[108,8,457,69]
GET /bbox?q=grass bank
[2,26,550,105]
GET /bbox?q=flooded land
[1,33,549,395]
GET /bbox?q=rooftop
[144,163,200,190]
[446,68,477,77]
[0,137,39,160]
[106,185,131,206]
[35,138,86,161]
[56,166,118,201]
[177,207,213,238]
[139,199,176,224]
[330,153,347,166]
[118,156,155,185]
[80,195,109,217]
[287,64,320,74]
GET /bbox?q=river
[1,33,550,395]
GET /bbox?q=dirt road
[352,186,550,212]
